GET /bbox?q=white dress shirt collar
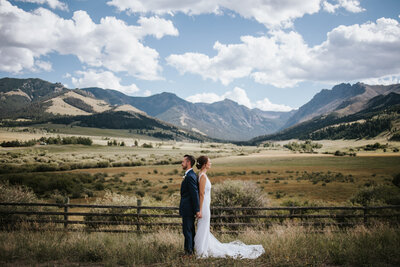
[184,168,193,176]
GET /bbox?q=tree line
[307,118,392,140]
[0,136,93,147]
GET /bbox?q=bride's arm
[198,174,206,217]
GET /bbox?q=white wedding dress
[194,173,265,259]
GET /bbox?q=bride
[194,155,265,259]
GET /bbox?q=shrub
[136,190,145,197]
[392,173,400,188]
[0,182,59,229]
[84,191,168,230]
[0,172,94,198]
[363,142,387,151]
[212,180,267,224]
[284,141,323,153]
[389,133,400,141]
[334,150,346,156]
[96,161,110,168]
[350,185,400,205]
[94,182,105,190]
[142,143,153,148]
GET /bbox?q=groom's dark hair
[184,154,195,168]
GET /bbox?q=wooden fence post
[137,199,142,232]
[363,206,368,225]
[64,197,69,229]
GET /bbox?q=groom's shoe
[181,250,194,258]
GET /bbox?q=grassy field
[1,126,400,205]
[0,224,399,266]
[1,126,400,265]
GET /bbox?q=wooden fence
[0,200,399,233]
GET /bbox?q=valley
[1,79,400,267]
[1,125,399,207]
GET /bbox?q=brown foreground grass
[0,223,399,266]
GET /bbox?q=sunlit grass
[0,224,398,266]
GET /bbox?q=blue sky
[1,0,400,111]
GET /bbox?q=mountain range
[283,83,400,128]
[1,77,399,142]
[80,87,294,140]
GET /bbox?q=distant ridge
[0,78,215,142]
[246,92,400,144]
[83,88,294,141]
[2,77,399,143]
[283,82,400,129]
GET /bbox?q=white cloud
[223,87,252,108]
[186,87,294,111]
[107,0,322,29]
[134,16,179,39]
[338,0,365,13]
[70,69,140,95]
[0,1,178,80]
[34,60,52,72]
[142,90,152,97]
[361,75,400,86]
[186,87,252,108]
[186,92,223,104]
[168,17,400,87]
[306,18,400,82]
[107,0,365,28]
[254,98,293,112]
[323,0,365,13]
[16,0,68,11]
[322,1,337,13]
[167,31,311,87]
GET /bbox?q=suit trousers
[182,216,195,254]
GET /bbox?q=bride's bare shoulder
[198,172,207,180]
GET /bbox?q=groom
[179,154,200,256]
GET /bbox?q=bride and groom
[179,154,265,259]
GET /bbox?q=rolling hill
[247,92,400,144]
[0,78,215,142]
[283,82,400,129]
[2,77,400,143]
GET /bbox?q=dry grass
[1,129,400,204]
[0,223,399,266]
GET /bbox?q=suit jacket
[179,169,200,217]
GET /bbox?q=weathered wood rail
[1,200,399,233]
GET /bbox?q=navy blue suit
[179,169,200,254]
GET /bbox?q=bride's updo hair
[196,155,208,170]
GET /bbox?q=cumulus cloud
[322,0,365,14]
[223,87,253,108]
[142,90,152,97]
[186,92,224,104]
[340,0,365,13]
[107,0,323,28]
[70,69,140,95]
[254,98,293,112]
[16,0,68,11]
[168,17,400,87]
[34,60,52,72]
[107,0,366,28]
[186,87,294,111]
[0,0,178,80]
[167,31,311,87]
[186,87,252,107]
[134,16,179,39]
[361,75,400,86]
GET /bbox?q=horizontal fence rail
[1,200,399,233]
